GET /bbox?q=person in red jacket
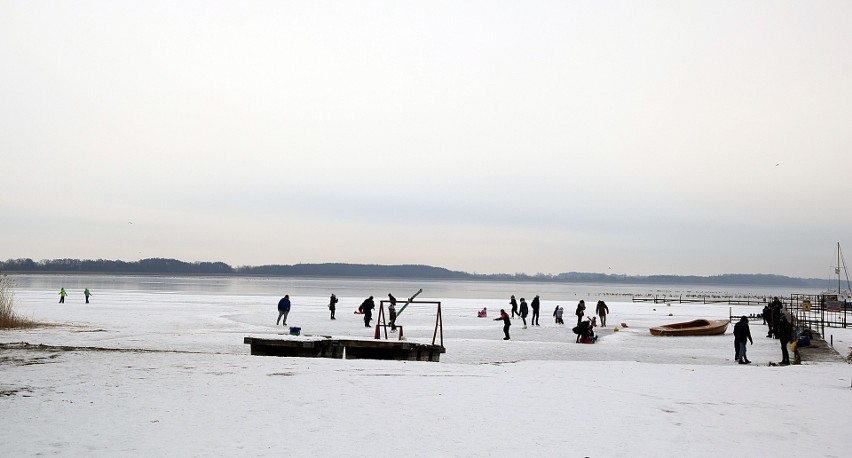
[494,309,511,340]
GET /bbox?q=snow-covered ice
[1,277,850,457]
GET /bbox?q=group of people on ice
[495,295,610,342]
[57,288,93,304]
[762,297,793,365]
[277,292,400,331]
[733,297,795,365]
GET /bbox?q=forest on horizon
[0,257,829,288]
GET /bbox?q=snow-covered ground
[2,282,851,457]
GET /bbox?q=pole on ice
[394,288,423,318]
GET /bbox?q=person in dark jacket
[769,297,782,338]
[510,295,519,318]
[530,295,541,326]
[329,293,338,320]
[761,304,770,325]
[777,314,793,365]
[360,296,375,328]
[573,319,591,343]
[575,300,586,326]
[733,316,753,364]
[388,293,398,331]
[495,309,511,340]
[276,295,291,326]
[518,298,529,328]
[596,300,609,327]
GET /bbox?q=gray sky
[2,1,851,278]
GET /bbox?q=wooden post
[432,302,443,347]
[375,303,388,340]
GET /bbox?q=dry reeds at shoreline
[0,273,37,329]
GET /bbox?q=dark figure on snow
[530,295,541,326]
[276,295,291,326]
[328,293,338,320]
[84,288,92,304]
[359,296,376,328]
[388,293,398,331]
[733,316,753,364]
[777,314,793,365]
[59,288,67,304]
[761,304,769,325]
[769,297,783,339]
[575,300,586,326]
[510,295,519,318]
[553,305,564,324]
[573,319,596,343]
[596,300,609,327]
[518,298,529,328]
[495,309,511,340]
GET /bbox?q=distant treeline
[0,257,828,288]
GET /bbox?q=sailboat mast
[838,241,842,294]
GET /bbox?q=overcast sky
[2,1,851,278]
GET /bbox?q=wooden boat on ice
[649,319,730,336]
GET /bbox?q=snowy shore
[2,285,851,457]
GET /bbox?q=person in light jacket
[553,306,564,324]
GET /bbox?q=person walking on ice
[519,297,529,329]
[359,296,375,328]
[596,300,609,327]
[84,288,92,304]
[495,309,511,340]
[59,288,67,304]
[276,295,291,326]
[510,295,519,319]
[733,316,753,364]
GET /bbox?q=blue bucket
[289,326,301,336]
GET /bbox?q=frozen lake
[2,274,849,456]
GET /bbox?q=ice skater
[510,295,519,318]
[59,288,67,304]
[276,295,291,326]
[495,309,511,340]
[84,288,92,304]
[553,305,564,324]
[519,297,529,328]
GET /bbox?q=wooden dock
[243,336,445,362]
